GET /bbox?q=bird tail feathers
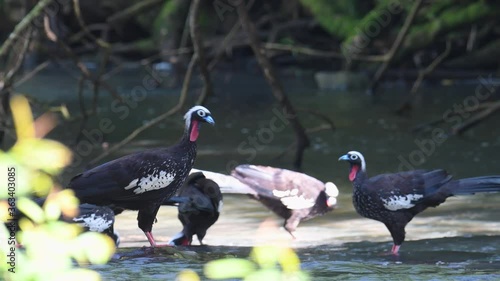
[451,176,500,195]
[190,169,256,195]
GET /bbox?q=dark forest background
[1,0,499,168]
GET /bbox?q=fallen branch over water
[413,100,500,136]
[396,41,452,115]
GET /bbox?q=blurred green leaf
[17,197,45,224]
[44,198,62,222]
[246,269,310,281]
[0,153,31,199]
[11,138,72,174]
[250,245,280,269]
[30,171,55,197]
[204,258,256,279]
[176,270,200,281]
[74,232,115,264]
[278,247,301,273]
[44,190,79,221]
[244,269,282,281]
[1,95,112,280]
[10,95,35,139]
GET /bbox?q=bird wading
[67,106,215,247]
[339,150,500,255]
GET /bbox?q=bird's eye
[197,110,206,117]
[350,154,358,160]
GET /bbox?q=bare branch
[237,1,310,170]
[0,0,54,57]
[14,61,51,87]
[43,14,122,102]
[396,41,452,115]
[452,101,500,135]
[107,0,163,24]
[264,43,343,59]
[72,0,111,48]
[189,0,213,100]
[2,28,33,89]
[368,0,424,95]
[209,22,242,70]
[88,53,199,166]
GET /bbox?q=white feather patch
[382,194,424,211]
[272,188,315,209]
[168,231,186,245]
[280,195,315,210]
[324,182,339,197]
[124,179,139,190]
[326,197,337,207]
[124,171,176,194]
[73,214,113,232]
[272,189,298,198]
[184,105,211,129]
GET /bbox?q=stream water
[17,65,500,280]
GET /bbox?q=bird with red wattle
[339,150,500,255]
[67,106,215,247]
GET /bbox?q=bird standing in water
[68,106,215,247]
[191,165,339,238]
[167,172,223,246]
[339,150,500,255]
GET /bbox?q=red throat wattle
[349,165,360,181]
[190,120,199,141]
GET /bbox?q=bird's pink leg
[391,244,400,255]
[145,232,156,246]
[145,232,171,247]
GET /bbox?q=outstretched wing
[190,168,257,196]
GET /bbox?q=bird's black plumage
[339,150,500,255]
[166,172,222,246]
[67,106,215,247]
[72,203,120,246]
[192,165,339,238]
[9,198,120,245]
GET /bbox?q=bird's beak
[204,115,215,125]
[338,154,349,161]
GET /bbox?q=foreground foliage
[0,96,115,281]
[176,243,309,281]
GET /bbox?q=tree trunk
[236,1,310,170]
